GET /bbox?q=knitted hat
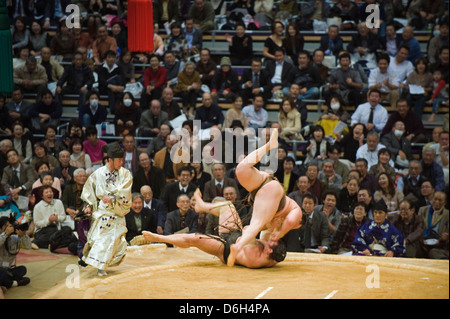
[220,56,231,66]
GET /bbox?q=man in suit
[421,148,446,192]
[159,87,182,121]
[139,99,170,137]
[239,58,272,103]
[1,149,38,197]
[265,48,297,98]
[194,92,224,130]
[417,191,449,259]
[140,185,166,234]
[164,193,198,235]
[125,193,157,243]
[132,153,166,199]
[183,17,203,56]
[284,193,330,252]
[318,25,344,57]
[397,160,428,202]
[61,167,87,221]
[203,162,239,202]
[5,87,33,127]
[51,150,77,191]
[160,166,197,213]
[153,134,188,183]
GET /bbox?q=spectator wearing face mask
[317,93,350,139]
[78,91,108,131]
[114,92,141,136]
[380,120,412,170]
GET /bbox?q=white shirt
[386,37,397,56]
[33,199,66,232]
[214,179,223,188]
[242,104,268,128]
[388,56,414,84]
[350,102,388,133]
[356,143,394,168]
[144,200,152,210]
[124,152,133,171]
[271,61,283,84]
[368,68,400,93]
[179,183,188,193]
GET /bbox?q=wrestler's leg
[235,129,279,191]
[142,231,225,263]
[193,189,242,233]
[227,181,284,267]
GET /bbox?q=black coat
[131,165,166,199]
[211,68,240,93]
[57,64,94,91]
[160,181,197,213]
[125,208,156,242]
[265,59,297,88]
[239,68,272,98]
[164,209,199,235]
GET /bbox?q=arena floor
[7,244,447,300]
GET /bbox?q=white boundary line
[324,290,339,299]
[255,287,274,299]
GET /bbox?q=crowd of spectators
[1,0,449,298]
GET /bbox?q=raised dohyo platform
[34,244,448,299]
[34,244,449,299]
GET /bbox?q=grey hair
[132,192,144,202]
[73,168,86,177]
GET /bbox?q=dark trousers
[0,266,27,289]
[56,87,88,108]
[33,225,58,248]
[140,88,163,110]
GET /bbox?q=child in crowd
[427,69,449,122]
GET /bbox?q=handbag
[125,82,144,99]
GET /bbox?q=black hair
[269,239,287,263]
[39,171,54,183]
[302,193,317,205]
[177,165,192,176]
[85,125,98,137]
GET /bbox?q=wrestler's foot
[97,269,108,276]
[227,244,237,267]
[193,189,208,213]
[267,129,279,151]
[142,230,162,243]
[427,113,436,122]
